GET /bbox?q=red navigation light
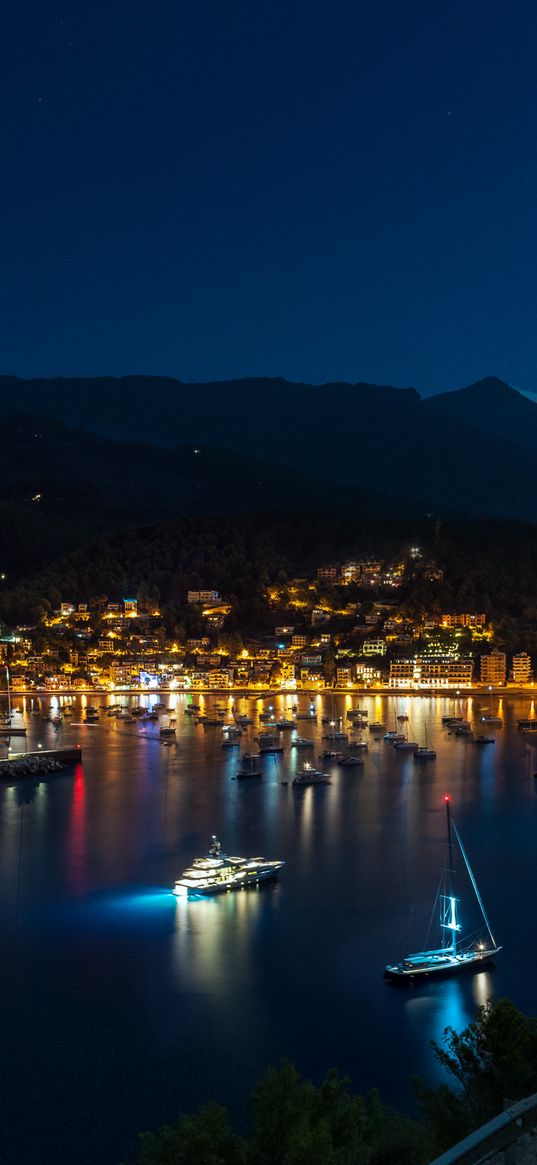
[444,794,450,802]
[76,743,81,749]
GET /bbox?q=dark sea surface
[1,690,536,1165]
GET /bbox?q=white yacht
[173,837,284,896]
[292,762,331,786]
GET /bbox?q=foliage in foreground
[416,998,537,1152]
[123,999,537,1165]
[124,1063,430,1165]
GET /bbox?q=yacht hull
[174,866,283,896]
[384,948,501,982]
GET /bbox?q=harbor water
[1,690,536,1165]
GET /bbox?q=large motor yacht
[173,836,284,896]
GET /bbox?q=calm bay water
[1,690,536,1165]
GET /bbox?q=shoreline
[2,685,536,698]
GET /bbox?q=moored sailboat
[385,796,501,980]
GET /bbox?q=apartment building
[480,649,507,686]
[388,660,415,687]
[512,652,532,684]
[442,613,486,629]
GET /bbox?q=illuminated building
[363,638,387,656]
[187,590,221,604]
[316,565,338,583]
[418,659,473,687]
[389,660,415,687]
[442,613,486,628]
[480,649,506,686]
[512,652,532,684]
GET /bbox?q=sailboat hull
[384,946,501,981]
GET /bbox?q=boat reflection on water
[403,976,477,1085]
[173,882,282,997]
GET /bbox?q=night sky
[2,0,537,394]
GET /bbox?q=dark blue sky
[2,0,537,393]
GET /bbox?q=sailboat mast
[444,796,457,954]
[445,796,455,900]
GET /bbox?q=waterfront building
[190,668,234,689]
[480,649,507,686]
[389,657,473,688]
[512,652,532,684]
[418,658,473,687]
[388,660,415,687]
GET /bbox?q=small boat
[396,714,409,722]
[442,715,463,725]
[323,730,348,741]
[319,750,343,760]
[173,836,284,895]
[349,740,368,751]
[473,735,495,745]
[518,718,537,729]
[277,719,296,730]
[393,738,419,751]
[291,736,314,748]
[292,762,331,787]
[369,722,385,733]
[413,726,436,760]
[159,726,176,737]
[480,694,502,727]
[384,731,405,743]
[236,753,262,778]
[296,713,317,722]
[257,733,284,754]
[338,755,364,767]
[384,797,501,981]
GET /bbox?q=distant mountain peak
[425,375,536,410]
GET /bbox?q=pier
[0,746,82,779]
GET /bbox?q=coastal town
[0,547,533,693]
